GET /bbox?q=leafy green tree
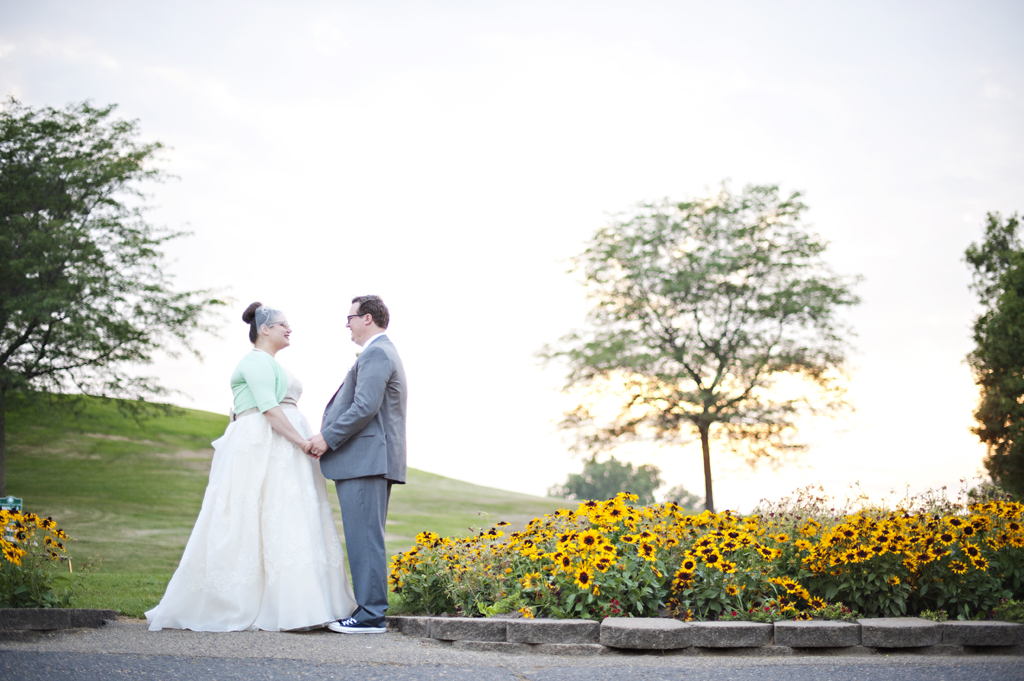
[0,98,223,495]
[543,184,859,511]
[548,455,663,505]
[965,212,1024,498]
[662,484,704,513]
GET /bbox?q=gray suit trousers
[335,476,391,625]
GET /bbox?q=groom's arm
[320,349,390,450]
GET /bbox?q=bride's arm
[263,406,309,448]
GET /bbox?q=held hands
[307,432,329,459]
[300,439,319,459]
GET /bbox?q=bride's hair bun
[242,302,262,342]
[242,302,262,324]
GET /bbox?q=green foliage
[0,559,74,608]
[919,608,949,622]
[548,455,663,505]
[718,603,787,623]
[965,212,1024,499]
[0,97,225,494]
[541,183,860,511]
[992,598,1024,623]
[807,601,859,622]
[662,484,704,513]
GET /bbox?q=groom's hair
[352,295,389,330]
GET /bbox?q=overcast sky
[2,1,1022,509]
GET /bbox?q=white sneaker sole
[327,623,386,634]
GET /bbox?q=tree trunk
[700,423,713,512]
[0,389,6,497]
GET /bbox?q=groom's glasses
[346,314,369,323]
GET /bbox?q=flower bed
[389,486,1024,621]
[1,509,82,608]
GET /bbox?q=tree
[542,184,859,511]
[548,455,663,505]
[965,212,1024,498]
[0,97,223,495]
[662,484,704,513]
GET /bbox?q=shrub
[919,609,949,622]
[993,599,1024,623]
[0,509,88,608]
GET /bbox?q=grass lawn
[5,394,567,616]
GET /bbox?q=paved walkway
[1,619,1023,681]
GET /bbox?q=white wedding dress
[146,368,355,631]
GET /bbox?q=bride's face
[263,319,291,350]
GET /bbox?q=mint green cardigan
[230,350,287,413]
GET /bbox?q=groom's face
[346,302,371,345]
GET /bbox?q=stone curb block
[506,618,600,644]
[600,617,691,649]
[689,621,772,648]
[941,621,1024,647]
[0,609,118,631]
[774,621,861,648]
[859,618,940,648]
[430,617,507,642]
[386,616,431,638]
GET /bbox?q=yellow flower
[518,606,534,619]
[520,572,542,589]
[574,567,594,589]
[887,575,900,587]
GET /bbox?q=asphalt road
[1,619,1022,681]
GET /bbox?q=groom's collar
[361,332,387,351]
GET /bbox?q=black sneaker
[327,617,386,634]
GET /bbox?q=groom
[309,295,407,634]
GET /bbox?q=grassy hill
[4,393,568,615]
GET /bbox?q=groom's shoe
[327,617,386,634]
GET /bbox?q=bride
[146,303,355,631]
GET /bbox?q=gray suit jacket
[318,335,407,483]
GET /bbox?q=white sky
[2,1,1022,510]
